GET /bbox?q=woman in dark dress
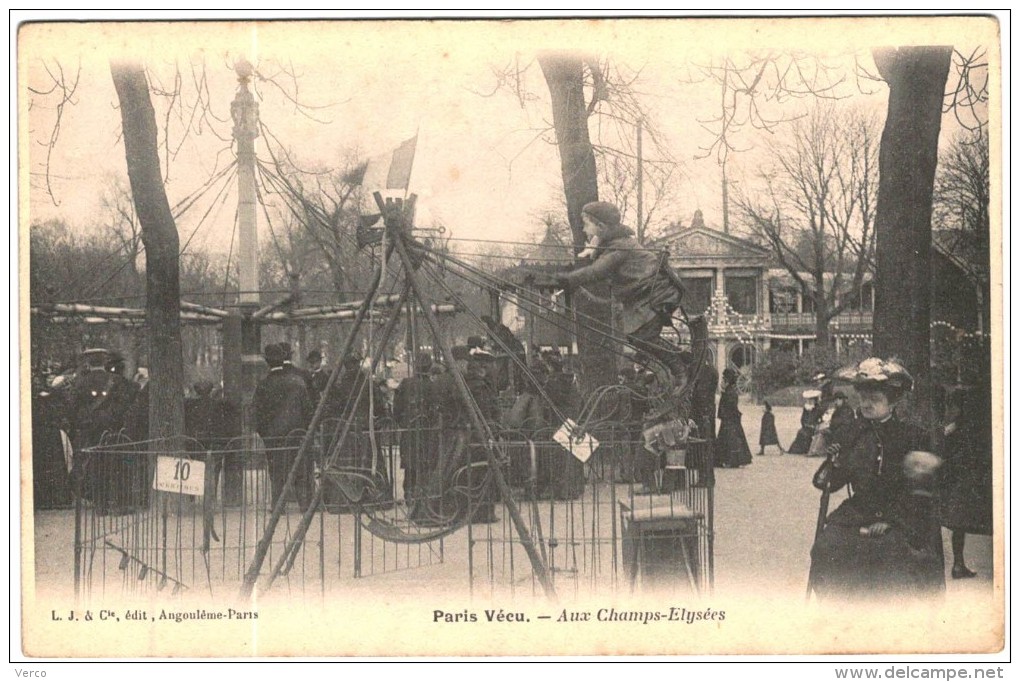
[714,368,753,468]
[757,401,784,456]
[808,358,945,602]
[788,390,822,455]
[940,385,993,579]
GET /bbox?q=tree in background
[735,103,879,346]
[932,128,991,327]
[29,219,135,369]
[535,53,617,392]
[691,44,988,429]
[480,52,685,391]
[870,46,954,429]
[258,149,375,303]
[930,127,992,397]
[30,52,334,440]
[111,61,186,442]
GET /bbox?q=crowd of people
[30,341,995,604]
[32,349,147,512]
[28,197,993,604]
[190,334,581,522]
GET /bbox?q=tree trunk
[539,52,617,392]
[814,300,831,349]
[111,62,185,443]
[871,46,952,428]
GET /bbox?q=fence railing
[768,310,874,331]
[70,421,715,603]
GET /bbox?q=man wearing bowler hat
[254,343,314,513]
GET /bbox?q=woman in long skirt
[758,401,785,456]
[808,358,945,602]
[715,368,753,468]
[940,385,993,579]
[788,390,822,455]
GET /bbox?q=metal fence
[73,433,316,601]
[72,421,714,603]
[71,425,446,603]
[464,425,714,600]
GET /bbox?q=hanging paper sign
[153,456,205,496]
[553,419,599,463]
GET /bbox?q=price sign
[153,456,206,496]
[553,418,599,463]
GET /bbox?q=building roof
[527,225,575,267]
[656,225,771,266]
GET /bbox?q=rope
[50,161,236,304]
[178,163,238,258]
[255,150,366,256]
[253,163,293,277]
[420,249,683,417]
[71,160,240,304]
[170,160,237,222]
[254,157,384,286]
[422,245,633,351]
[413,257,573,430]
[420,241,705,426]
[436,234,673,255]
[418,248,689,417]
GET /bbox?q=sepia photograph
[15,13,1006,663]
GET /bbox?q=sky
[20,16,999,261]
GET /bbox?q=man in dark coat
[306,350,328,399]
[254,343,314,512]
[423,346,500,523]
[69,355,138,512]
[459,348,500,522]
[321,351,385,469]
[393,352,437,502]
[481,315,526,392]
[536,351,584,499]
[682,351,718,441]
[70,358,136,451]
[185,380,241,499]
[32,375,73,509]
[279,342,317,397]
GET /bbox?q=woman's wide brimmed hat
[836,357,914,393]
[802,389,822,400]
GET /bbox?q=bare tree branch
[28,58,81,206]
[734,103,879,343]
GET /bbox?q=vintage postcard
[17,15,1005,660]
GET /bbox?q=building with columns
[655,222,771,382]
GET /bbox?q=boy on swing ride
[553,201,702,420]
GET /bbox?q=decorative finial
[234,58,254,81]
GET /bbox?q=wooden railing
[768,310,873,330]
